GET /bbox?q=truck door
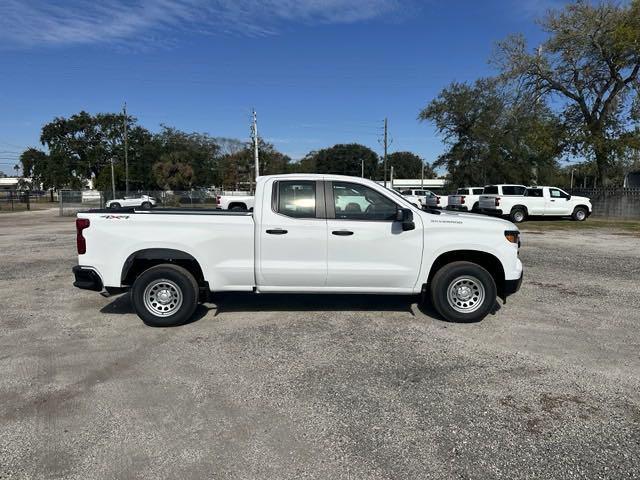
[257,179,327,287]
[546,188,572,215]
[325,181,423,290]
[525,188,545,215]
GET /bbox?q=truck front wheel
[572,207,588,221]
[430,261,497,323]
[131,264,199,327]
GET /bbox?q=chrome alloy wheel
[446,276,485,313]
[575,209,586,221]
[143,279,183,317]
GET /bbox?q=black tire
[110,202,121,209]
[510,207,526,223]
[471,202,480,213]
[141,201,152,209]
[430,261,497,323]
[230,204,246,211]
[130,264,199,327]
[572,207,588,221]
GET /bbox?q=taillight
[495,197,501,206]
[76,218,90,254]
[436,196,441,205]
[460,196,466,204]
[216,196,221,205]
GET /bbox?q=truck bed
[84,207,252,216]
[78,208,255,290]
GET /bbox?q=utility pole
[110,157,116,200]
[251,109,259,189]
[123,102,129,195]
[383,118,388,188]
[361,159,364,178]
[390,165,394,189]
[570,168,576,190]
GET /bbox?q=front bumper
[503,271,523,298]
[72,266,103,291]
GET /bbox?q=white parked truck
[216,193,255,211]
[73,174,523,327]
[399,189,434,209]
[424,193,449,210]
[447,187,485,213]
[479,185,592,223]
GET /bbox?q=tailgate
[449,195,462,206]
[479,195,497,209]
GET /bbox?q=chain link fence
[59,190,224,216]
[0,190,57,213]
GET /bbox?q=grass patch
[522,217,640,233]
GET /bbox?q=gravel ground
[0,209,639,479]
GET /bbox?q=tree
[298,144,379,178]
[219,139,291,189]
[419,78,564,187]
[154,126,220,188]
[386,151,435,178]
[153,152,194,190]
[495,0,640,184]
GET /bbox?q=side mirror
[396,208,415,231]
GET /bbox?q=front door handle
[332,230,354,236]
[266,229,288,235]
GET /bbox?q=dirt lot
[1,210,639,479]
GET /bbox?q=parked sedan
[106,194,156,209]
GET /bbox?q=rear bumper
[72,266,103,291]
[448,205,469,212]
[480,208,503,216]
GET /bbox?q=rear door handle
[266,229,288,235]
[332,230,354,236]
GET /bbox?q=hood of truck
[421,209,518,231]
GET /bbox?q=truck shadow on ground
[100,292,463,323]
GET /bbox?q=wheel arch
[228,202,247,209]
[121,248,206,287]
[425,249,507,299]
[510,204,528,214]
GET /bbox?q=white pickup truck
[448,187,485,213]
[73,174,523,327]
[216,193,255,211]
[479,185,592,223]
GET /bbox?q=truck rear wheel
[131,264,199,327]
[430,261,497,323]
[510,208,526,223]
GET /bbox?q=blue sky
[0,0,565,176]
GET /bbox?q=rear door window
[502,186,525,195]
[483,186,499,194]
[526,188,544,198]
[277,181,316,218]
[472,188,484,195]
